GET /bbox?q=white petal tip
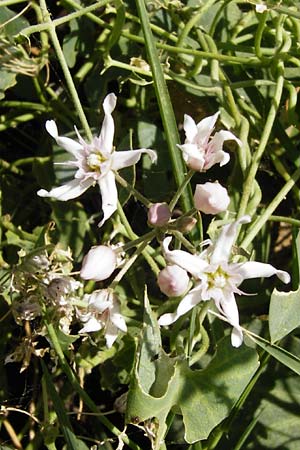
[158,313,175,326]
[37,189,50,198]
[277,270,291,284]
[231,328,243,347]
[103,93,117,114]
[45,120,58,138]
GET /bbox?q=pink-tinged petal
[148,203,171,227]
[37,178,93,201]
[177,143,205,171]
[98,93,117,153]
[79,316,103,333]
[210,130,242,151]
[157,265,189,297]
[158,286,201,326]
[162,237,208,277]
[45,120,82,156]
[210,216,251,264]
[183,114,198,142]
[236,261,290,284]
[105,321,119,348]
[80,247,117,281]
[196,112,220,144]
[194,182,230,215]
[204,149,230,170]
[88,290,111,311]
[112,148,157,171]
[98,171,118,227]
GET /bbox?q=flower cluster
[36,96,290,352]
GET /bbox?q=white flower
[80,245,118,281]
[256,4,267,13]
[194,181,230,214]
[38,93,157,227]
[77,289,127,348]
[158,217,290,347]
[178,112,241,171]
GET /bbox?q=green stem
[39,0,92,139]
[115,172,152,207]
[117,202,161,274]
[268,215,300,227]
[241,166,300,249]
[135,0,193,214]
[237,61,285,219]
[254,10,268,59]
[44,321,142,450]
[169,169,195,212]
[110,238,151,288]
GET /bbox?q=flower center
[86,152,106,171]
[206,266,228,289]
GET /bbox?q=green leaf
[126,292,259,447]
[63,19,79,69]
[0,6,29,37]
[51,201,90,258]
[0,70,17,100]
[256,375,300,448]
[269,230,300,342]
[42,361,89,450]
[249,335,300,375]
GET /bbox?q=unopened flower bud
[194,182,230,214]
[176,216,197,233]
[80,246,117,281]
[148,203,171,227]
[157,265,189,297]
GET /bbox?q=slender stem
[44,321,142,450]
[254,10,268,59]
[237,61,285,219]
[135,0,193,214]
[117,202,161,274]
[169,169,195,212]
[115,172,152,207]
[241,166,300,249]
[110,239,150,288]
[39,0,92,139]
[269,215,300,227]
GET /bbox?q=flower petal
[236,261,290,284]
[98,93,117,153]
[46,120,82,156]
[37,178,93,201]
[158,286,201,326]
[217,292,243,347]
[98,171,118,227]
[196,111,220,145]
[112,148,157,171]
[105,321,119,348]
[210,216,251,264]
[162,237,208,278]
[183,114,198,142]
[79,316,103,333]
[80,245,117,281]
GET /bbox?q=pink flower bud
[148,203,171,227]
[157,265,189,297]
[194,182,230,214]
[80,246,117,281]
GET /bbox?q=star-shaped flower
[77,289,127,348]
[158,216,290,347]
[38,94,157,226]
[178,112,241,171]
